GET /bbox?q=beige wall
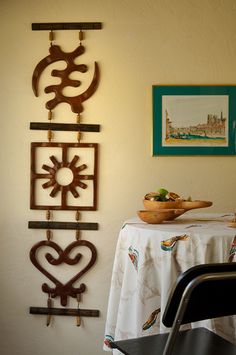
[1,0,236,354]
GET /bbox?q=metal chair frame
[162,271,236,355]
[111,263,236,355]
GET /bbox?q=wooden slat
[32,22,102,31]
[30,307,99,317]
[30,122,100,132]
[28,221,98,230]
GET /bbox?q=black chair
[111,262,236,355]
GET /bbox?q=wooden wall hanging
[32,46,99,114]
[29,22,102,326]
[30,239,97,306]
[30,142,98,210]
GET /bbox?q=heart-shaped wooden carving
[30,239,97,306]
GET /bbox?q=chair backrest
[163,262,236,328]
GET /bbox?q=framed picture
[152,85,236,156]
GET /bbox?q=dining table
[103,212,236,353]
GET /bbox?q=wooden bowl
[143,199,181,211]
[166,208,186,220]
[143,199,212,212]
[137,209,185,224]
[179,200,213,210]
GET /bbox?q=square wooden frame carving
[30,142,98,210]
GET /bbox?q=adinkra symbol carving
[30,239,97,306]
[32,44,99,114]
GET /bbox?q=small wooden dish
[143,200,181,210]
[143,199,212,212]
[179,200,213,210]
[137,209,185,224]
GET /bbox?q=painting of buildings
[162,95,228,146]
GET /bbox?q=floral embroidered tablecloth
[103,213,236,352]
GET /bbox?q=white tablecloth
[104,213,236,352]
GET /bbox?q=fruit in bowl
[144,188,184,210]
[143,188,212,212]
[144,188,184,202]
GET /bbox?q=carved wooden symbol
[32,44,99,114]
[31,142,98,210]
[30,24,102,319]
[30,239,97,306]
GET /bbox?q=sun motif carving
[42,155,88,198]
[30,142,98,210]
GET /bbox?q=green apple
[157,188,168,197]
